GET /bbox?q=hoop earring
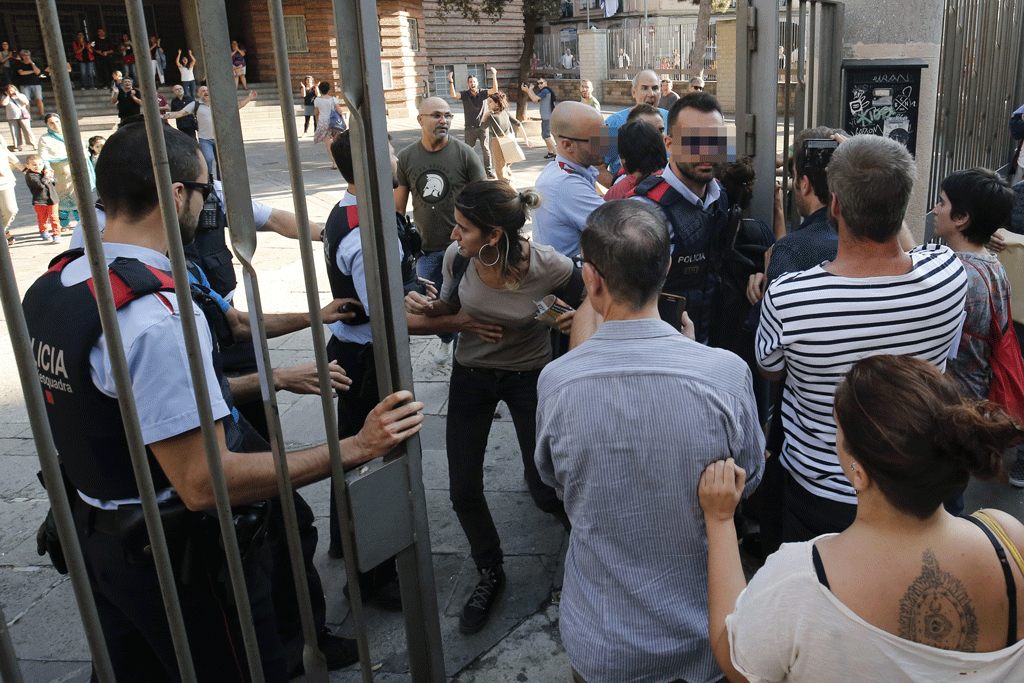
[478,242,500,267]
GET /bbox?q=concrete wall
[842,0,944,243]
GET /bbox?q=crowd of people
[10,38,1024,683]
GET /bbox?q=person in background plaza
[689,76,705,93]
[631,93,731,343]
[532,101,604,258]
[16,50,45,118]
[72,32,95,90]
[406,180,582,635]
[169,83,197,139]
[119,33,136,81]
[0,131,22,246]
[149,78,170,114]
[0,42,13,87]
[231,40,247,89]
[86,135,104,189]
[520,77,558,158]
[395,96,486,362]
[23,153,59,243]
[176,48,197,99]
[702,355,1024,683]
[539,199,763,683]
[448,67,498,178]
[933,168,1024,487]
[3,84,35,151]
[312,81,345,168]
[110,75,141,123]
[37,114,85,231]
[163,84,257,180]
[559,48,574,70]
[756,134,968,544]
[599,70,668,186]
[616,48,630,69]
[672,49,681,70]
[300,75,316,138]
[149,35,165,85]
[658,75,679,110]
[481,91,533,185]
[92,29,115,88]
[23,122,425,682]
[110,69,122,90]
[579,79,600,110]
[603,119,664,202]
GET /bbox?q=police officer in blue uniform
[23,122,425,682]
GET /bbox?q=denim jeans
[446,361,568,569]
[198,137,219,180]
[416,248,454,343]
[79,61,95,88]
[181,79,197,100]
[23,84,42,104]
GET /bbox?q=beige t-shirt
[440,240,573,371]
[727,539,1024,682]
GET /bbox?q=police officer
[23,122,424,682]
[631,92,732,344]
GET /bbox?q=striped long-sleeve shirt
[756,243,968,504]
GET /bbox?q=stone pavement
[2,104,1023,683]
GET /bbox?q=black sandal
[5,230,13,246]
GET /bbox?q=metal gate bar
[332,0,447,677]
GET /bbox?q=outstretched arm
[238,91,257,109]
[488,66,498,95]
[448,72,459,99]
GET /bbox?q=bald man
[599,69,669,186]
[395,97,485,356]
[532,102,606,257]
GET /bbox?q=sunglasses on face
[178,180,214,201]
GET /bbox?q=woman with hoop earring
[406,179,584,634]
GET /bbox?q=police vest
[22,250,267,501]
[321,203,420,326]
[184,197,236,300]
[631,174,730,342]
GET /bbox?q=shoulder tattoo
[897,548,978,651]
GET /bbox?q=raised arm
[448,71,459,99]
[239,91,257,109]
[488,66,498,95]
[520,83,540,103]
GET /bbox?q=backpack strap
[87,256,176,311]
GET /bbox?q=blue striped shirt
[535,318,764,683]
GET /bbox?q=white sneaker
[434,340,452,364]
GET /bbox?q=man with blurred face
[532,102,606,258]
[599,70,669,185]
[631,92,732,344]
[394,96,485,359]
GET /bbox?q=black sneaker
[1009,455,1024,488]
[459,564,505,634]
[543,152,556,159]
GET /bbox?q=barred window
[408,18,420,52]
[283,15,308,53]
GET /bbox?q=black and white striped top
[756,243,968,504]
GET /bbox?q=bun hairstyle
[834,355,1021,519]
[455,180,541,282]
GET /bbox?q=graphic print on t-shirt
[417,170,450,203]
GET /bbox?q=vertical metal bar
[5,7,119,683]
[0,600,24,683]
[127,1,268,680]
[806,1,817,126]
[34,0,204,681]
[267,0,374,678]
[333,0,446,680]
[749,0,781,229]
[189,0,329,680]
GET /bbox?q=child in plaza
[24,154,60,243]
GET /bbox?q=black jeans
[447,361,567,570]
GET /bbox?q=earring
[478,242,500,267]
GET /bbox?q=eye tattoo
[897,549,978,651]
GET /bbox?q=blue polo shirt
[532,155,605,258]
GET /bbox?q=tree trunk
[515,8,540,121]
[688,0,712,80]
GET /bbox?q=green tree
[688,0,730,80]
[433,0,561,119]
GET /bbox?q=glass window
[408,18,420,52]
[434,63,454,97]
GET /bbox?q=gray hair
[581,200,670,310]
[827,135,916,242]
[632,69,658,90]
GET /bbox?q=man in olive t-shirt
[395,96,485,348]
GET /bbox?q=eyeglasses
[427,112,454,120]
[573,255,605,279]
[558,135,592,144]
[178,180,215,201]
[692,86,704,91]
